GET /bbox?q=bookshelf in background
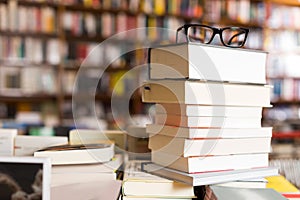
[0,0,205,133]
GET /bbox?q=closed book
[142,163,278,186]
[52,154,123,174]
[149,43,267,84]
[155,114,262,128]
[0,128,17,156]
[155,103,263,117]
[146,124,273,139]
[149,134,271,157]
[34,143,114,165]
[14,135,68,156]
[122,160,195,199]
[204,185,287,200]
[142,80,271,106]
[151,151,269,173]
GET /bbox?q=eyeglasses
[176,24,249,48]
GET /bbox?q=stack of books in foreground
[142,43,278,188]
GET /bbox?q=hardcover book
[149,43,267,84]
[142,80,271,106]
[142,163,278,186]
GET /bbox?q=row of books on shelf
[0,1,56,33]
[0,66,58,95]
[0,36,60,65]
[62,11,184,42]
[264,30,300,52]
[269,78,300,102]
[267,3,300,29]
[268,54,300,77]
[0,35,144,66]
[205,0,265,24]
[23,0,204,18]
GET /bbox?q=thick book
[149,134,271,157]
[14,135,68,156]
[122,160,195,199]
[52,154,123,174]
[0,128,17,156]
[151,151,269,173]
[155,113,262,128]
[146,124,273,139]
[149,43,267,84]
[142,80,271,106]
[204,185,287,200]
[34,143,114,165]
[155,103,263,117]
[142,163,278,186]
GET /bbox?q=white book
[142,163,278,186]
[155,114,262,128]
[146,124,272,139]
[151,151,269,173]
[34,143,115,165]
[155,103,263,117]
[142,80,272,106]
[149,43,267,84]
[122,160,195,198]
[149,134,271,157]
[0,128,17,156]
[14,135,68,156]
[52,154,123,174]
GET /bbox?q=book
[142,163,278,186]
[204,185,287,200]
[146,124,273,139]
[14,135,68,156]
[51,180,122,200]
[214,178,268,189]
[69,129,126,150]
[148,43,267,84]
[149,134,271,157]
[142,80,272,106]
[51,172,117,187]
[51,154,123,174]
[0,128,17,156]
[151,151,269,173]
[34,143,114,165]
[155,113,262,128]
[122,160,196,199]
[155,103,263,117]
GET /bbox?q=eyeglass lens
[187,26,247,47]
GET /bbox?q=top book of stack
[148,43,267,84]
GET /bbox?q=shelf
[17,0,59,8]
[273,131,300,138]
[269,0,300,6]
[0,30,58,39]
[0,94,57,102]
[0,60,59,68]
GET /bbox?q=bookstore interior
[1,0,300,199]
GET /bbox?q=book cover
[149,43,267,84]
[149,134,271,157]
[34,143,114,165]
[142,80,272,106]
[142,163,278,186]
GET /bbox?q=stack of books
[142,43,278,186]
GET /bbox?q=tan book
[155,103,263,117]
[142,80,271,106]
[149,43,267,84]
[122,160,195,199]
[151,151,269,173]
[146,124,272,139]
[155,113,262,128]
[149,134,271,157]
